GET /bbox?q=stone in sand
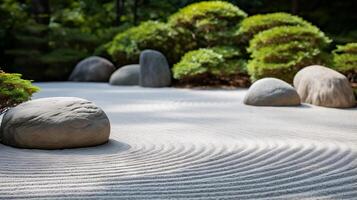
[294,65,355,108]
[0,97,110,149]
[244,78,300,106]
[109,64,140,86]
[69,56,115,82]
[139,50,171,87]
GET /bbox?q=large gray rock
[69,56,115,82]
[139,50,171,87]
[0,97,110,149]
[294,65,355,108]
[109,64,140,86]
[244,78,300,106]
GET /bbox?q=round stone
[0,97,110,149]
[109,64,140,86]
[69,56,115,82]
[294,65,355,108]
[244,78,300,106]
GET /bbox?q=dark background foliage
[0,0,356,81]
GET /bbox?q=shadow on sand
[0,139,131,156]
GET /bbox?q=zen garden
[1,0,357,199]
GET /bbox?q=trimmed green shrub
[107,21,196,66]
[248,26,330,51]
[0,70,39,114]
[333,43,357,83]
[168,1,247,47]
[247,26,331,83]
[172,46,248,86]
[333,43,357,72]
[237,12,312,44]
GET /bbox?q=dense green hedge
[237,12,312,44]
[247,26,331,83]
[248,26,330,51]
[0,70,39,114]
[107,21,196,65]
[107,1,248,68]
[168,1,247,47]
[333,43,357,73]
[172,46,248,86]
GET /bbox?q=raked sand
[1,82,357,199]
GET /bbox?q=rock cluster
[244,65,355,108]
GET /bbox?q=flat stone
[0,97,110,149]
[139,50,171,87]
[69,56,115,82]
[294,65,355,108]
[244,78,300,106]
[109,64,140,86]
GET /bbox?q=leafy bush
[237,12,312,44]
[172,46,248,86]
[333,43,357,72]
[107,21,196,66]
[247,26,331,83]
[168,1,247,47]
[248,26,330,51]
[333,43,357,83]
[0,70,39,114]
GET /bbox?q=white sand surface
[1,82,357,199]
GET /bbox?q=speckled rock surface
[294,65,355,108]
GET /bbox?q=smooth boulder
[109,64,140,85]
[69,56,115,82]
[0,97,110,149]
[244,78,300,106]
[139,50,171,87]
[294,65,355,108]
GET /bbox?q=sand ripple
[1,83,357,199]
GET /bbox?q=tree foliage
[0,0,356,84]
[333,43,357,72]
[247,25,331,83]
[107,21,195,65]
[333,43,357,83]
[173,46,248,86]
[237,12,312,44]
[169,1,247,47]
[0,70,39,114]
